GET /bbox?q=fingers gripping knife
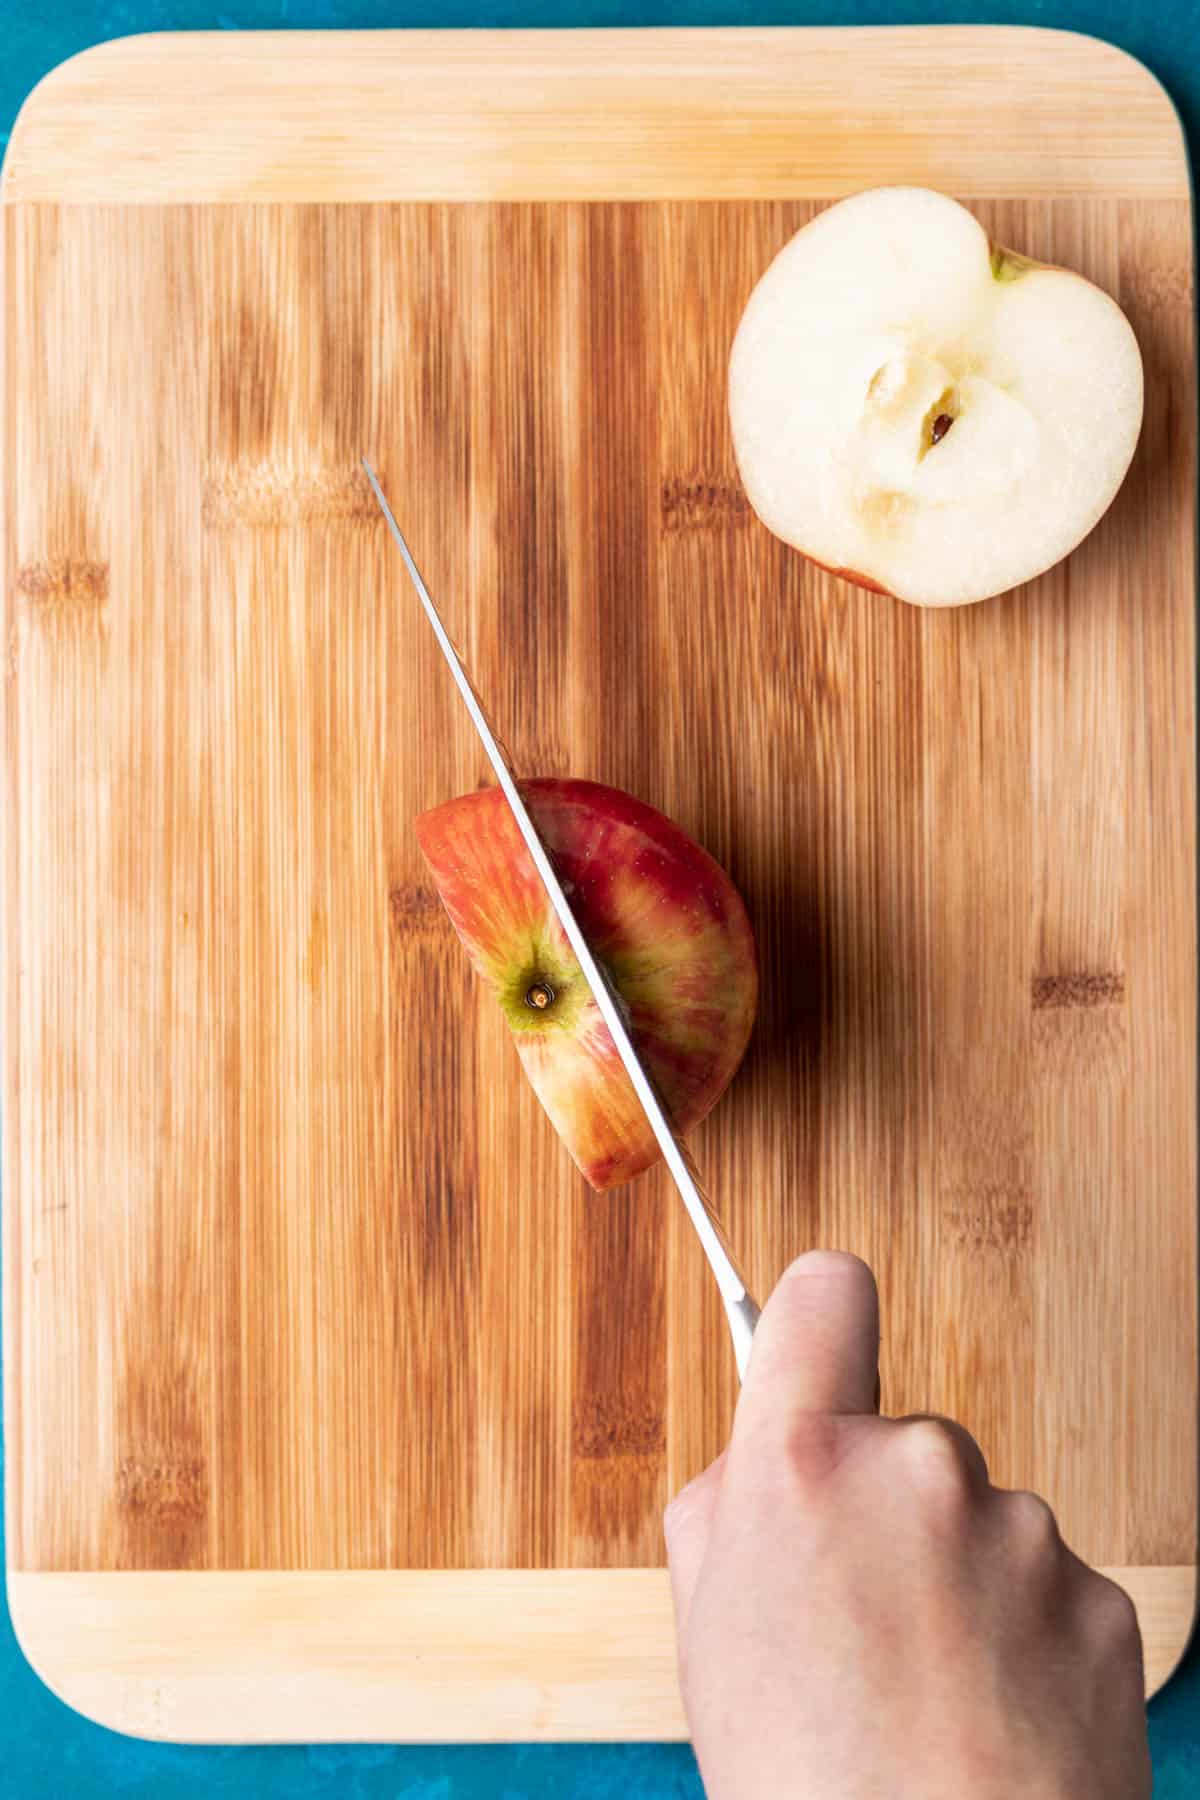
[364,459,760,1380]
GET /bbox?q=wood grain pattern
[7,1565,1194,1742]
[2,27,1195,1741]
[2,29,1189,205]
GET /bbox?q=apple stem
[525,980,555,1010]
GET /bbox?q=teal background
[1,2,1197,1793]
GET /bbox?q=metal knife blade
[363,458,759,1379]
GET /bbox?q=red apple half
[415,777,758,1190]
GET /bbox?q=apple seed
[525,980,556,1010]
[930,412,954,445]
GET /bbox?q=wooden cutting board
[3,26,1196,1744]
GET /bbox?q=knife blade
[363,458,759,1380]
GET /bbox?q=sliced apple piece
[415,777,758,1190]
[729,186,1144,607]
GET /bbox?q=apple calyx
[493,932,588,1036]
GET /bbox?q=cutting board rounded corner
[1053,28,1191,140]
[1,31,157,200]
[4,1569,693,1744]
[1076,32,1193,175]
[5,1572,150,1744]
[1141,1565,1200,1699]
[1154,1627,1197,1700]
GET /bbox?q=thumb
[734,1250,881,1447]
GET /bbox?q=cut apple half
[729,186,1144,607]
[415,778,758,1191]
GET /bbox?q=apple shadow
[699,798,939,1297]
[1113,290,1190,563]
[682,842,824,1276]
[731,855,824,1099]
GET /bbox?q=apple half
[415,778,758,1190]
[729,186,1144,607]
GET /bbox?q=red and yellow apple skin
[415,777,758,1190]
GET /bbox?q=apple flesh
[415,777,758,1190]
[729,187,1144,607]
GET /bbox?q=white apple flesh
[729,187,1144,607]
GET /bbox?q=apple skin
[804,553,896,599]
[414,777,758,1190]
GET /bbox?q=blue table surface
[2,2,1197,1794]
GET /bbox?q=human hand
[666,1250,1150,1800]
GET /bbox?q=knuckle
[1007,1489,1062,1557]
[663,1468,715,1547]
[778,1410,858,1489]
[1092,1575,1142,1645]
[662,1491,695,1547]
[662,1494,686,1545]
[896,1417,973,1501]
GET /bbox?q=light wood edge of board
[0,26,1189,205]
[7,1566,1196,1743]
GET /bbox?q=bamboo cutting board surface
[3,27,1196,1743]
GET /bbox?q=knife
[363,458,760,1381]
